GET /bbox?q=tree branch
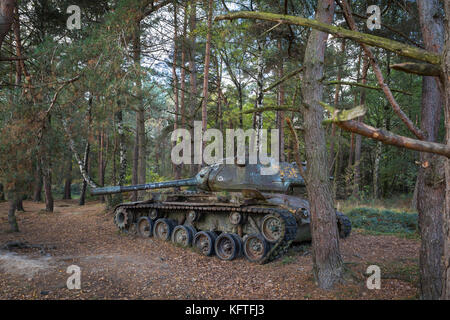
[319,102,450,158]
[214,11,441,65]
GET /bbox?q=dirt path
[0,200,419,300]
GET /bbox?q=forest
[0,0,449,300]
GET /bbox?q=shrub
[345,207,418,235]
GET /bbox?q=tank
[91,159,351,264]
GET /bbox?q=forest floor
[0,200,419,300]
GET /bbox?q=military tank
[91,159,351,264]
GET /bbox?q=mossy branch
[215,11,441,65]
[390,62,442,77]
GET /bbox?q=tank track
[113,201,298,264]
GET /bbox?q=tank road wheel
[336,211,352,239]
[137,217,154,238]
[114,208,133,232]
[172,225,196,247]
[243,234,269,263]
[153,218,176,241]
[193,231,217,256]
[261,214,283,243]
[215,233,242,261]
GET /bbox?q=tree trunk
[98,128,105,202]
[63,154,72,200]
[33,157,43,203]
[277,39,285,162]
[416,0,445,300]
[78,141,90,206]
[7,194,19,232]
[0,183,4,201]
[133,21,146,199]
[300,0,343,289]
[329,39,345,172]
[172,0,181,179]
[254,41,264,150]
[200,0,213,162]
[0,0,15,51]
[440,0,450,301]
[188,0,198,175]
[41,155,53,212]
[353,53,369,199]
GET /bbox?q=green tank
[91,160,351,263]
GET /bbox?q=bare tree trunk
[0,0,15,51]
[188,0,198,175]
[172,0,181,179]
[63,154,72,200]
[201,0,213,162]
[440,0,450,301]
[253,41,264,150]
[0,183,4,201]
[353,53,369,199]
[373,139,382,199]
[33,159,43,202]
[7,194,19,232]
[277,39,285,162]
[41,155,53,212]
[329,39,345,172]
[416,0,445,300]
[98,128,105,202]
[78,142,89,206]
[133,21,146,199]
[301,0,343,289]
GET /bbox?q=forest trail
[0,200,419,299]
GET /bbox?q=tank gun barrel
[91,177,199,196]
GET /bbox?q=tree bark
[41,155,53,212]
[277,38,285,162]
[7,194,19,232]
[201,0,213,162]
[416,0,445,300]
[0,183,4,201]
[33,158,43,202]
[78,141,90,206]
[329,39,345,172]
[441,0,450,301]
[63,154,72,200]
[188,0,198,175]
[353,53,369,199]
[300,0,343,289]
[172,0,181,179]
[133,21,146,199]
[0,0,15,51]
